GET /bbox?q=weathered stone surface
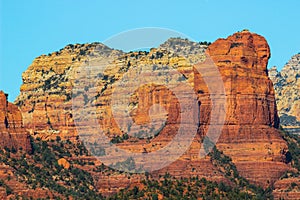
[15,43,123,141]
[0,163,54,199]
[273,177,300,200]
[206,30,289,187]
[57,158,70,169]
[15,31,290,191]
[269,54,300,134]
[0,91,31,152]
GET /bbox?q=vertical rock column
[0,91,31,152]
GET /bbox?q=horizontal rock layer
[15,31,290,191]
[0,91,31,152]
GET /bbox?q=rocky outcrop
[57,158,70,169]
[0,91,31,152]
[273,177,300,200]
[269,54,300,134]
[15,43,123,140]
[0,163,54,199]
[159,37,207,56]
[205,30,289,187]
[15,30,290,190]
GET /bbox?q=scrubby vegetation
[1,130,299,199]
[112,175,256,200]
[280,127,300,174]
[209,147,274,199]
[0,137,104,199]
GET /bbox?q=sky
[0,0,299,102]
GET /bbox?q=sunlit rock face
[15,31,289,189]
[0,91,31,152]
[269,53,300,135]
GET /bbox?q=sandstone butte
[1,30,296,198]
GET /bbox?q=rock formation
[15,43,123,140]
[273,176,300,200]
[57,158,70,169]
[269,53,300,134]
[207,30,289,187]
[0,163,54,199]
[0,91,31,152]
[15,30,290,190]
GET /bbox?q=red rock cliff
[15,31,290,188]
[0,91,31,152]
[149,31,289,188]
[207,30,289,186]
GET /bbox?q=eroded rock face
[57,158,70,169]
[15,43,123,140]
[269,54,300,134]
[0,163,54,199]
[273,177,300,200]
[0,91,31,152]
[202,30,288,187]
[15,31,289,189]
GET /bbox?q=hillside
[269,53,300,135]
[0,30,299,199]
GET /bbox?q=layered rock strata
[15,31,290,189]
[0,91,31,152]
[269,54,300,134]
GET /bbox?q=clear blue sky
[0,0,299,102]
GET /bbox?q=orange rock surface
[206,30,289,187]
[15,31,291,192]
[273,177,300,199]
[0,91,31,152]
[57,158,70,169]
[0,163,56,199]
